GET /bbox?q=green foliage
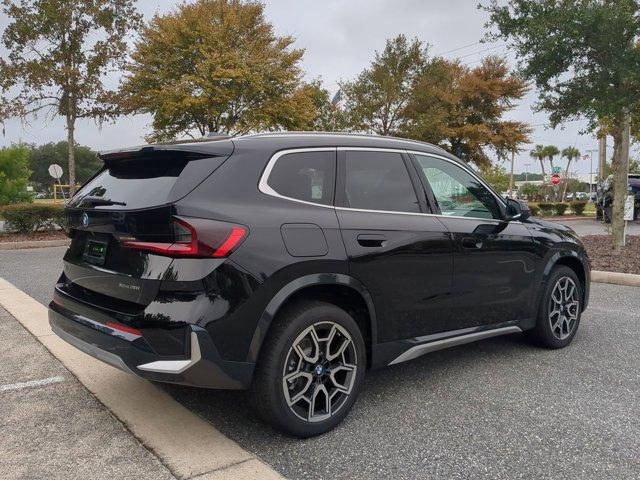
[630,159,640,174]
[530,145,547,176]
[480,163,510,193]
[121,0,314,140]
[537,202,555,216]
[401,55,531,168]
[0,145,32,204]
[514,172,543,181]
[570,201,587,216]
[519,182,541,200]
[553,202,568,216]
[527,203,540,216]
[28,142,101,192]
[0,0,141,186]
[341,35,427,136]
[0,203,65,232]
[301,81,347,131]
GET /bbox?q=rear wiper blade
[80,196,127,207]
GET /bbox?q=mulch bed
[0,230,68,243]
[581,235,640,275]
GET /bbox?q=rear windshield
[69,154,227,210]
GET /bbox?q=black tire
[251,300,366,437]
[526,266,583,349]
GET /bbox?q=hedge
[0,203,66,233]
[537,202,555,216]
[528,203,540,216]
[569,201,587,216]
[554,202,568,216]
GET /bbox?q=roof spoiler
[99,139,234,164]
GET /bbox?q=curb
[0,277,284,480]
[591,270,640,287]
[0,239,70,250]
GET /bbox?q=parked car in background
[49,133,591,437]
[595,174,640,222]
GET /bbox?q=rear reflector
[122,217,247,258]
[106,321,142,336]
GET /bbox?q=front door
[336,149,454,343]
[411,153,536,328]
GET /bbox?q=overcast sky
[0,0,612,174]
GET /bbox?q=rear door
[336,148,453,343]
[410,153,536,328]
[62,149,230,309]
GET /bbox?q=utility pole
[524,163,531,182]
[598,135,607,180]
[586,149,598,194]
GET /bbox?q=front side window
[414,155,502,219]
[266,150,335,205]
[344,151,419,213]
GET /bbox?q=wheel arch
[247,273,377,367]
[540,250,590,311]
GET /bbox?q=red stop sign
[551,173,561,185]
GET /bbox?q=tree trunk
[66,114,76,196]
[610,111,631,253]
[598,134,607,180]
[509,151,515,198]
[561,159,572,201]
[538,158,546,177]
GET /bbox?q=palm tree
[561,146,581,200]
[530,145,547,177]
[543,145,560,172]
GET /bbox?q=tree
[27,142,101,193]
[401,56,531,168]
[341,35,428,135]
[0,145,31,204]
[0,0,141,192]
[480,163,510,193]
[542,145,560,172]
[120,0,315,140]
[300,81,347,132]
[530,145,547,177]
[561,146,581,199]
[520,182,541,201]
[484,0,640,251]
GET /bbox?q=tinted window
[267,151,335,205]
[71,158,189,210]
[414,155,502,219]
[343,151,419,213]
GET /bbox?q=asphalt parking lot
[1,244,639,479]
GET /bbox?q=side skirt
[375,325,524,367]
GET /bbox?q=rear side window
[343,151,419,213]
[265,150,335,205]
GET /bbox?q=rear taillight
[122,217,247,258]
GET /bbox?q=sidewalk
[0,306,175,480]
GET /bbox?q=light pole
[524,163,531,183]
[586,149,598,194]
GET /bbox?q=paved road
[0,305,174,480]
[557,218,640,236]
[2,247,639,479]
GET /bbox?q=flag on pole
[331,89,343,110]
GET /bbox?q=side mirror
[506,198,530,221]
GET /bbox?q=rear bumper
[48,302,255,390]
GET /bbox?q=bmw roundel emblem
[81,212,89,228]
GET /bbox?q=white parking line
[0,376,64,393]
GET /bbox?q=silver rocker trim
[389,326,523,365]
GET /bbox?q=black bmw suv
[49,133,590,437]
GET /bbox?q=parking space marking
[0,375,64,393]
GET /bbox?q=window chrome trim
[258,146,515,223]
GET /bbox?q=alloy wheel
[282,321,358,423]
[548,276,580,340]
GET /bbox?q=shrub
[554,202,569,216]
[570,200,587,216]
[528,203,540,216]
[0,145,33,204]
[537,202,554,216]
[0,203,66,233]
